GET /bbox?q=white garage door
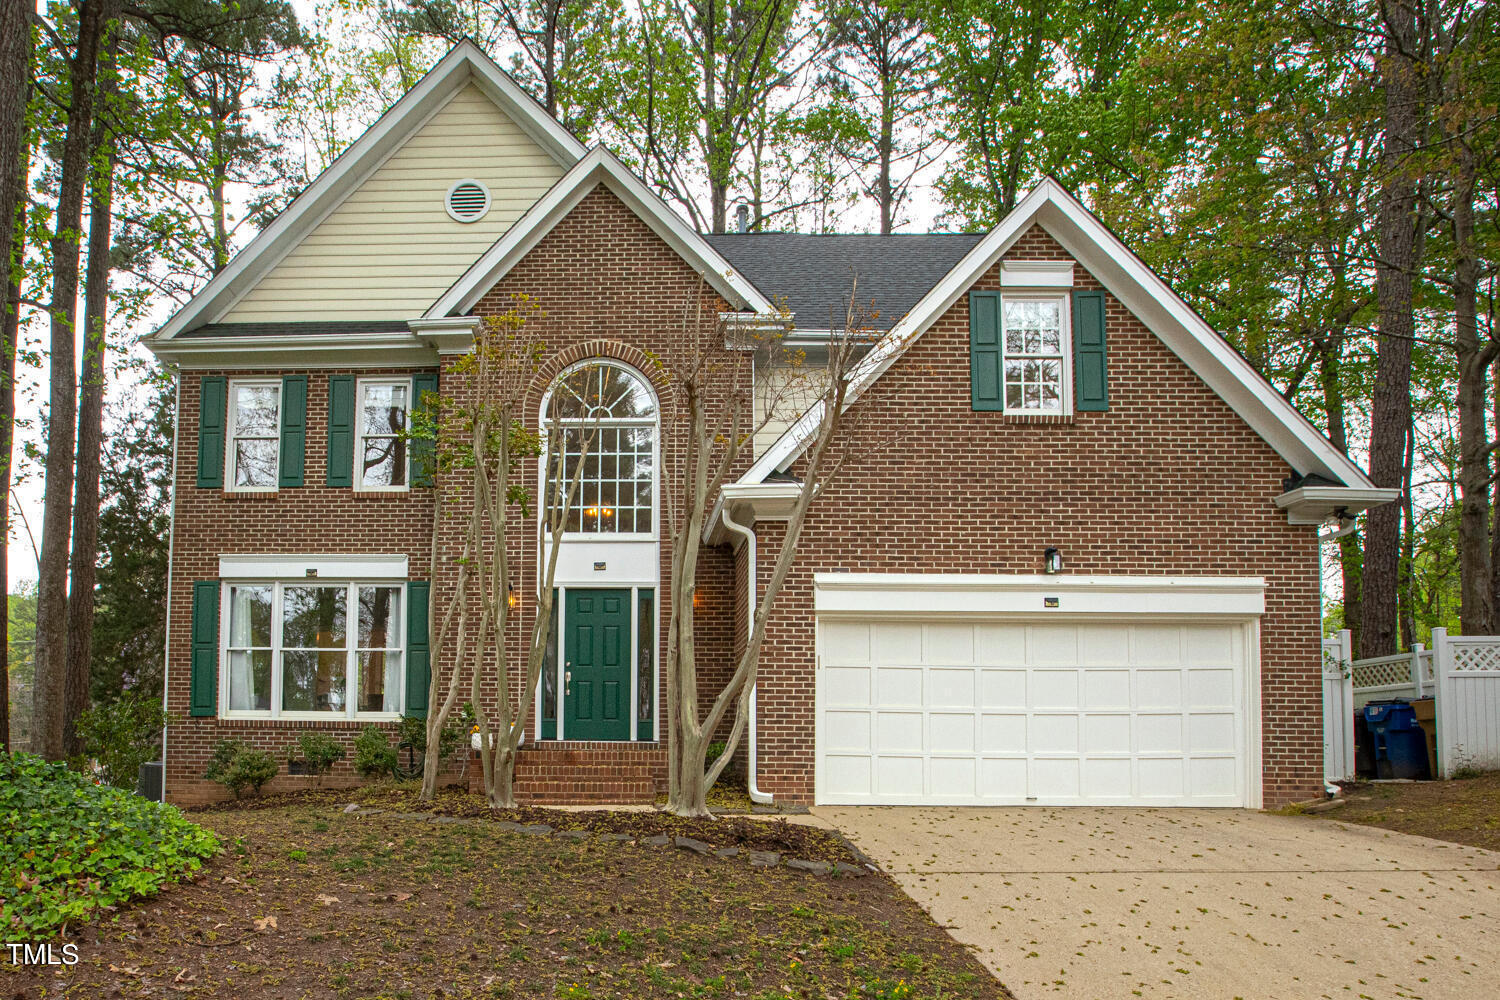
[816,618,1251,807]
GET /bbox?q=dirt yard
[5,792,1012,1000]
[1312,771,1500,850]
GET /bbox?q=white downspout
[719,504,773,804]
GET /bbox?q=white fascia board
[428,146,778,318]
[740,177,1372,490]
[146,41,581,344]
[1274,486,1401,525]
[219,553,409,579]
[147,332,435,369]
[813,573,1266,618]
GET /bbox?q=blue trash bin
[1362,702,1431,780]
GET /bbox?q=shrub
[1,752,219,936]
[286,731,345,777]
[74,691,172,789]
[202,740,279,798]
[353,725,398,778]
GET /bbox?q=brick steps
[465,744,668,804]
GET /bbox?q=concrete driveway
[815,806,1500,999]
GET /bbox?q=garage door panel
[980,714,1027,752]
[980,669,1027,707]
[817,616,1249,807]
[975,624,1027,665]
[930,713,976,753]
[1031,670,1079,708]
[929,668,975,706]
[1084,670,1131,709]
[924,624,975,664]
[930,756,976,797]
[1083,714,1131,753]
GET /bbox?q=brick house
[145,42,1394,808]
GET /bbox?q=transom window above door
[541,362,657,535]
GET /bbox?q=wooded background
[3,0,1496,757]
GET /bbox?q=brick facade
[164,194,1323,809]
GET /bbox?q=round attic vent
[445,179,490,223]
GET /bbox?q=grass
[7,799,1013,999]
[1308,770,1500,851]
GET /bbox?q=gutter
[159,377,183,803]
[717,503,773,805]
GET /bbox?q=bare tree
[418,301,597,806]
[660,281,882,817]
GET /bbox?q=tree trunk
[34,0,112,761]
[1452,137,1490,635]
[1318,335,1363,654]
[63,122,115,757]
[1359,2,1422,658]
[1398,417,1416,651]
[0,0,32,751]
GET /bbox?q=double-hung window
[226,380,282,489]
[1001,296,1069,414]
[223,581,404,718]
[356,379,411,490]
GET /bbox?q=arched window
[541,361,657,535]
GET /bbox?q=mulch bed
[6,799,1013,1000]
[1312,771,1500,851]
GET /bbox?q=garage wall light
[1043,547,1062,574]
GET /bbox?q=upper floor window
[1001,296,1069,413]
[357,379,410,490]
[541,362,657,535]
[227,380,281,490]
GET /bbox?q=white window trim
[999,292,1071,415]
[539,360,661,543]
[218,579,407,721]
[224,378,282,492]
[354,377,413,493]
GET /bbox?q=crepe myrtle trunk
[34,0,113,761]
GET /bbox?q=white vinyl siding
[221,85,565,323]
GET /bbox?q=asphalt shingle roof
[704,233,985,330]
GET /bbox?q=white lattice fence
[1351,647,1433,708]
[1434,629,1500,775]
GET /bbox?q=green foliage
[73,691,171,789]
[7,584,38,747]
[0,753,218,937]
[286,730,345,776]
[353,725,398,779]
[202,740,279,798]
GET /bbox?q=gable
[221,84,565,324]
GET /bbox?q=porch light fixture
[1043,547,1063,574]
[507,584,518,611]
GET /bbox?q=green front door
[564,589,632,741]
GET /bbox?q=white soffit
[741,178,1375,494]
[812,574,1267,618]
[219,554,410,580]
[145,40,584,344]
[427,145,777,318]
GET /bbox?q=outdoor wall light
[507,584,519,610]
[1043,547,1063,574]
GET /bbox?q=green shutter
[189,581,219,717]
[196,377,227,488]
[1073,290,1109,412]
[405,580,431,718]
[410,372,439,488]
[278,375,307,488]
[969,290,1003,411]
[327,375,355,487]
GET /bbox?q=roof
[146,40,585,345]
[427,146,777,318]
[702,233,985,331]
[740,177,1385,497]
[179,320,413,338]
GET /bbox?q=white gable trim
[427,146,777,318]
[742,178,1377,495]
[146,41,584,344]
